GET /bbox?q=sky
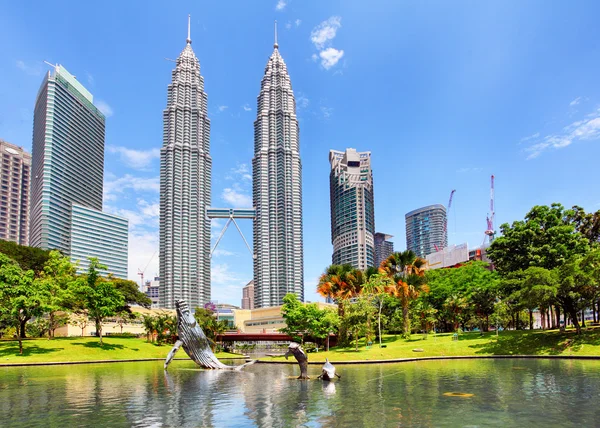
[1,1,600,305]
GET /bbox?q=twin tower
[159,18,303,309]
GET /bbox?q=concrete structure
[30,65,105,254]
[241,280,255,310]
[0,140,31,245]
[160,17,212,309]
[232,302,336,333]
[329,149,375,270]
[144,277,160,308]
[426,243,469,270]
[374,232,394,268]
[70,204,128,278]
[405,204,447,259]
[252,30,303,307]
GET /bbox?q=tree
[487,203,589,275]
[341,296,376,351]
[141,314,156,342]
[555,257,590,334]
[70,313,89,337]
[36,251,77,338]
[280,293,308,343]
[380,250,428,337]
[566,205,600,245]
[73,258,124,345]
[0,254,45,353]
[0,240,51,274]
[361,271,393,347]
[112,278,152,309]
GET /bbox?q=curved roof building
[405,204,447,259]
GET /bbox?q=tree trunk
[555,306,561,329]
[516,312,520,330]
[19,319,27,339]
[378,301,383,347]
[529,309,533,330]
[326,334,330,352]
[566,306,581,334]
[581,310,586,328]
[593,305,597,323]
[355,328,359,351]
[402,301,410,337]
[97,321,103,345]
[81,327,85,337]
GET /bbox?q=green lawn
[263,327,600,363]
[0,336,240,364]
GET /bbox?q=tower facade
[30,65,105,253]
[374,232,394,267]
[252,35,303,308]
[159,18,212,309]
[0,140,31,245]
[329,148,375,270]
[405,204,447,259]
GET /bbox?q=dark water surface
[1,358,599,427]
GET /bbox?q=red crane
[484,175,495,244]
[435,189,456,252]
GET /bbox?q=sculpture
[164,300,255,370]
[317,358,341,381]
[284,342,309,379]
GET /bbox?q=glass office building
[405,204,447,259]
[70,204,128,278]
[329,148,375,270]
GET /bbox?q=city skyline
[2,2,600,304]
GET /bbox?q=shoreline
[2,354,599,367]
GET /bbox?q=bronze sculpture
[284,342,309,379]
[317,358,341,381]
[164,300,255,370]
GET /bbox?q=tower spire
[274,20,278,49]
[186,14,192,44]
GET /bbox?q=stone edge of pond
[0,356,248,367]
[256,355,600,365]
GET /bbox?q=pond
[1,358,599,427]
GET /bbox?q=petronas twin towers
[159,18,303,309]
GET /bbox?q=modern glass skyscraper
[30,65,105,253]
[329,148,375,270]
[0,140,31,245]
[405,204,447,259]
[374,232,394,267]
[159,17,212,310]
[252,31,303,308]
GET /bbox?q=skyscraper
[329,148,375,270]
[0,140,31,245]
[29,64,128,277]
[160,17,212,310]
[374,232,394,267]
[241,280,255,310]
[252,28,303,308]
[30,65,104,253]
[405,204,447,259]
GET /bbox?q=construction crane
[484,175,495,245]
[137,250,157,291]
[435,189,456,252]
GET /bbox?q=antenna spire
[186,14,192,44]
[274,20,278,49]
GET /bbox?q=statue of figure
[284,342,309,379]
[317,358,341,381]
[164,300,255,371]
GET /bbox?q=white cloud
[106,145,160,169]
[311,53,318,62]
[520,132,540,143]
[16,60,43,76]
[222,188,252,207]
[310,16,342,49]
[570,97,582,107]
[275,0,287,11]
[226,163,252,182]
[96,100,114,117]
[295,19,301,27]
[286,21,292,30]
[213,249,236,257]
[319,48,344,70]
[218,105,228,112]
[104,174,159,201]
[525,109,600,159]
[457,167,483,173]
[138,199,160,218]
[321,106,333,119]
[86,72,95,86]
[127,231,159,284]
[296,93,309,110]
[242,104,252,112]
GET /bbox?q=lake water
[1,358,599,427]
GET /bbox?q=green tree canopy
[0,240,52,275]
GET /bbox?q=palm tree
[380,250,428,337]
[361,270,393,347]
[317,264,364,345]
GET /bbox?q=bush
[105,332,139,338]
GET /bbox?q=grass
[263,326,600,363]
[0,336,240,364]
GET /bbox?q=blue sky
[2,1,600,305]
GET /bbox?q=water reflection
[1,359,599,427]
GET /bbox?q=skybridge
[206,208,256,259]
